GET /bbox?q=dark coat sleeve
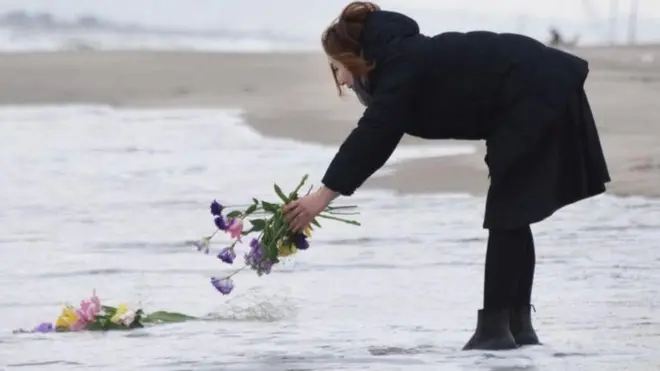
[321,53,415,196]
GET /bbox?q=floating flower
[108,304,137,327]
[32,322,54,333]
[226,218,243,241]
[214,215,227,231]
[217,247,236,264]
[74,311,94,328]
[55,306,80,330]
[211,277,234,295]
[77,290,102,324]
[14,291,154,334]
[118,310,136,327]
[210,200,224,216]
[110,304,129,324]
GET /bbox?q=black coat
[321,10,611,229]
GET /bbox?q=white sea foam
[0,105,659,370]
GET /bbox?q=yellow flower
[55,306,79,329]
[110,304,129,324]
[304,226,312,237]
[277,243,297,257]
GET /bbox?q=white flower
[192,237,211,254]
[119,310,136,326]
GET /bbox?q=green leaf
[261,201,279,213]
[273,183,289,203]
[326,205,358,211]
[292,174,309,196]
[101,305,117,316]
[310,218,322,228]
[83,321,106,331]
[142,311,195,324]
[84,317,129,331]
[250,219,266,232]
[252,198,260,204]
[226,210,242,219]
[245,204,257,215]
[317,213,361,226]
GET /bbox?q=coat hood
[360,10,420,63]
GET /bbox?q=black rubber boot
[510,305,541,346]
[462,309,518,351]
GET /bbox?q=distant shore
[1,47,659,198]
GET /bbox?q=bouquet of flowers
[14,290,194,334]
[191,174,360,295]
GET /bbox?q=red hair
[322,2,380,95]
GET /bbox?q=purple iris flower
[210,200,224,216]
[214,215,227,231]
[244,238,272,276]
[32,322,54,333]
[217,247,236,264]
[291,232,309,250]
[210,277,234,295]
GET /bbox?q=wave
[0,9,308,44]
[0,8,659,53]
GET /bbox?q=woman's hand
[283,187,338,232]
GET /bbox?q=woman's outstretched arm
[321,54,415,196]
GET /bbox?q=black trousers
[483,225,536,310]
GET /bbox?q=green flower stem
[326,205,358,210]
[267,212,291,260]
[227,265,249,278]
[317,213,361,226]
[322,210,361,216]
[291,174,309,196]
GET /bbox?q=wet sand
[0,46,658,198]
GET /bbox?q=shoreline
[1,49,659,199]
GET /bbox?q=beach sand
[1,46,659,198]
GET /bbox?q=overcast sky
[0,0,655,25]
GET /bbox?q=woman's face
[329,57,355,89]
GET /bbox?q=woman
[282,2,610,350]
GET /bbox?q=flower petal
[214,216,227,231]
[210,200,224,216]
[217,247,236,264]
[210,277,234,295]
[32,322,54,333]
[292,233,309,250]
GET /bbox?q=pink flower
[90,291,101,312]
[69,319,87,331]
[226,218,243,241]
[76,290,102,324]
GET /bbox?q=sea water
[0,105,659,370]
[1,0,660,52]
